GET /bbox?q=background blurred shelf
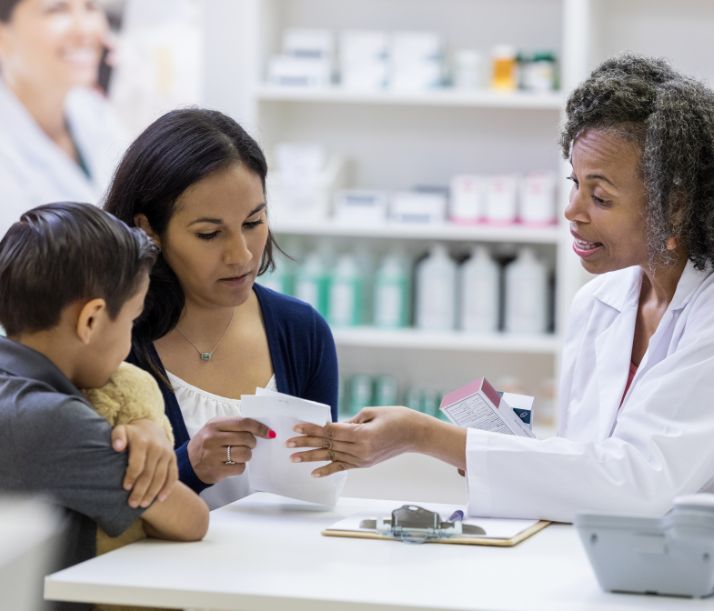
[256,85,565,110]
[332,327,559,354]
[272,218,561,244]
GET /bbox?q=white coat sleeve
[465,277,714,523]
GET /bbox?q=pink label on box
[440,377,500,409]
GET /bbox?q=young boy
[0,203,209,585]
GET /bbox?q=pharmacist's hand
[287,407,425,477]
[112,418,178,509]
[187,417,276,485]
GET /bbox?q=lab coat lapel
[635,262,710,371]
[593,267,641,439]
[0,81,97,203]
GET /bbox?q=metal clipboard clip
[359,504,485,544]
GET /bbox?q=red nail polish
[268,429,277,439]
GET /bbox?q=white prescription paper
[240,389,347,507]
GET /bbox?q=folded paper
[241,389,347,506]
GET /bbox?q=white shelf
[256,84,565,110]
[271,219,561,244]
[333,327,559,354]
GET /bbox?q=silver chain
[174,310,235,362]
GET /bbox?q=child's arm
[85,362,178,508]
[140,481,209,541]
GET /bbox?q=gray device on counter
[575,494,714,598]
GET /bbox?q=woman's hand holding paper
[287,407,467,477]
[188,417,274,484]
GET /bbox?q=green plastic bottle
[374,375,400,406]
[260,243,299,296]
[347,374,374,417]
[404,387,424,412]
[294,248,330,318]
[373,250,411,328]
[328,252,365,327]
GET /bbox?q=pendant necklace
[175,310,235,362]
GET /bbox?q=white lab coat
[0,79,127,237]
[467,261,714,522]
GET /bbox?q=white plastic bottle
[373,249,411,328]
[294,249,330,318]
[328,252,365,327]
[503,247,548,334]
[415,244,457,331]
[458,245,499,333]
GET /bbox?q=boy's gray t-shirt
[0,337,144,574]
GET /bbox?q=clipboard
[322,504,549,547]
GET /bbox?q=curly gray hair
[561,54,714,269]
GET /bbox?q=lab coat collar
[592,266,642,313]
[592,259,711,438]
[668,260,712,311]
[592,260,711,314]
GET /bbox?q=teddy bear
[83,361,173,556]
[82,361,174,611]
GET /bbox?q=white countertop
[45,493,710,611]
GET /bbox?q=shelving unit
[197,0,714,495]
[201,0,590,421]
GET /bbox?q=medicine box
[283,28,334,60]
[390,31,444,91]
[483,174,519,224]
[519,172,557,225]
[267,155,345,223]
[439,378,533,437]
[450,174,485,223]
[334,190,388,223]
[340,30,389,91]
[390,190,447,224]
[268,55,331,87]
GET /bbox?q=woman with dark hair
[290,54,714,522]
[0,0,126,236]
[105,108,338,509]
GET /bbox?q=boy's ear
[76,298,108,345]
[134,214,160,245]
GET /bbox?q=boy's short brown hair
[0,202,158,336]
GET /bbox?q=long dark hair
[104,108,278,382]
[0,0,20,22]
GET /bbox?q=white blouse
[166,371,277,510]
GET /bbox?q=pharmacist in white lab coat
[0,0,126,237]
[288,55,714,523]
